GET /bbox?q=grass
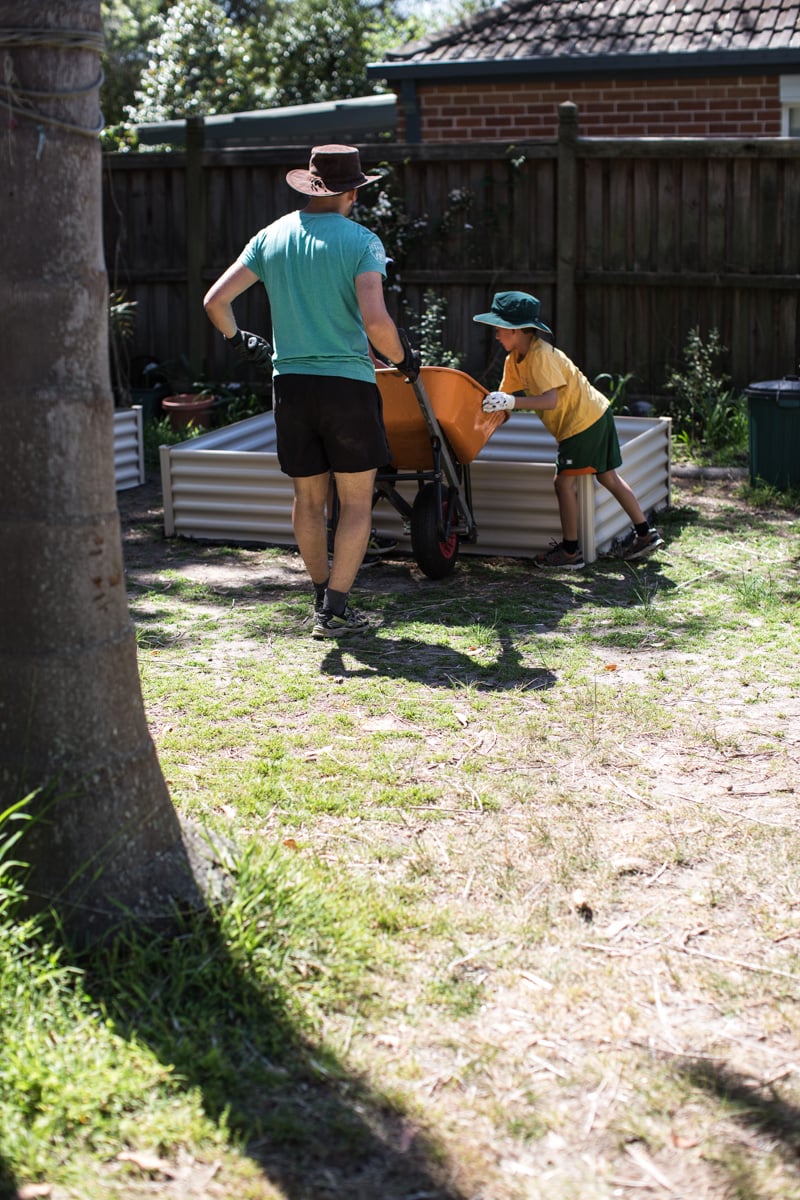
[3,473,800,1199]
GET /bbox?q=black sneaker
[533,541,585,570]
[312,605,369,639]
[620,528,664,561]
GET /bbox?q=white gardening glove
[482,390,516,412]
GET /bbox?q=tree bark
[0,0,205,943]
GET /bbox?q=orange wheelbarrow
[373,366,508,579]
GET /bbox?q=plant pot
[161,393,215,431]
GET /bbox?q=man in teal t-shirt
[204,145,419,638]
[240,210,387,382]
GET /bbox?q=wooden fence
[103,106,800,399]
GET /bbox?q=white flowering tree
[126,0,270,123]
[269,0,412,106]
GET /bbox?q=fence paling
[103,112,800,395]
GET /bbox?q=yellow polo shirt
[500,338,608,442]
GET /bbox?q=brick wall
[396,75,782,140]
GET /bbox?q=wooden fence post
[185,115,206,380]
[557,102,578,356]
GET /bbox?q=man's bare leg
[328,468,377,594]
[291,471,330,587]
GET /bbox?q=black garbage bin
[746,376,800,490]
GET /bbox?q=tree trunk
[0,0,204,943]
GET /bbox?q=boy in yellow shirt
[474,291,663,568]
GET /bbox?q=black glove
[226,328,272,367]
[392,327,420,382]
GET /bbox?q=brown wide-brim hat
[286,144,382,197]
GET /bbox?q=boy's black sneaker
[312,605,369,639]
[620,528,664,561]
[533,541,585,570]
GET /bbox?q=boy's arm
[483,387,558,413]
[514,388,558,411]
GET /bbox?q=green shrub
[142,415,202,472]
[593,371,635,411]
[662,327,747,463]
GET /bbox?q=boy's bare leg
[553,473,580,542]
[596,469,647,526]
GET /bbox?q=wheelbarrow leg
[409,376,477,539]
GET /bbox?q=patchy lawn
[6,469,798,1200]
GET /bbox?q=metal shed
[135,94,397,148]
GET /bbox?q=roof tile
[384,0,800,64]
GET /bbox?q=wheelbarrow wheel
[410,483,460,579]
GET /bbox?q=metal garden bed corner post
[577,475,598,564]
[160,444,176,537]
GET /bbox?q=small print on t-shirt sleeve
[360,235,387,274]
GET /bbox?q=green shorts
[555,408,622,475]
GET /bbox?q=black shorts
[273,374,391,477]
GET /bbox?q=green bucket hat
[473,291,552,335]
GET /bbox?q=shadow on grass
[121,475,695,650]
[318,630,557,692]
[682,1058,800,1149]
[76,899,467,1200]
[679,1058,800,1184]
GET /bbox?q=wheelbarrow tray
[376,366,507,469]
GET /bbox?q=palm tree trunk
[0,0,204,943]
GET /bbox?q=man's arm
[204,262,260,338]
[355,272,403,365]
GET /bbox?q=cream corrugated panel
[114,406,145,491]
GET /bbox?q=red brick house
[368,0,800,141]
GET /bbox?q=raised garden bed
[159,410,671,564]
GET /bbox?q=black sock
[635,521,650,537]
[563,538,579,554]
[314,578,329,607]
[324,587,348,616]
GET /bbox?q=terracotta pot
[162,393,215,431]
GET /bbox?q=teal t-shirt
[239,210,387,382]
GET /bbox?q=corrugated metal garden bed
[114,406,145,491]
[159,405,670,565]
